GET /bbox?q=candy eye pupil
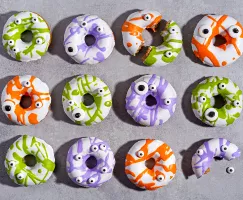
[138,85,145,91]
[5,105,11,111]
[75,113,81,118]
[208,111,215,117]
[68,47,73,52]
[203,29,209,34]
[233,28,239,33]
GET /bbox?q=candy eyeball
[23,81,31,88]
[98,88,105,96]
[65,44,78,56]
[32,17,38,23]
[226,167,235,174]
[15,18,21,25]
[72,108,85,121]
[229,25,242,38]
[164,98,172,105]
[149,84,157,92]
[8,40,15,46]
[101,167,108,173]
[68,100,75,106]
[12,47,19,53]
[9,161,16,167]
[198,96,207,103]
[88,177,95,184]
[36,38,43,45]
[99,144,106,151]
[90,145,99,152]
[157,175,164,182]
[218,83,226,90]
[2,101,15,114]
[35,101,43,108]
[196,149,204,156]
[16,173,24,180]
[143,14,152,21]
[233,100,241,107]
[76,177,83,183]
[221,145,228,152]
[169,26,179,34]
[80,21,87,27]
[165,51,173,58]
[96,26,103,33]
[134,81,148,95]
[137,150,144,158]
[204,108,218,121]
[198,25,212,38]
[75,153,82,161]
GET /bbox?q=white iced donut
[64,14,115,65]
[2,11,51,62]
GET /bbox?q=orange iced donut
[1,75,51,125]
[125,139,176,190]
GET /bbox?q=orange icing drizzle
[122,21,144,42]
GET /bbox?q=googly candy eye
[99,144,106,151]
[196,149,204,156]
[198,25,212,38]
[9,161,15,167]
[35,101,43,108]
[149,84,157,92]
[233,100,241,107]
[204,108,218,121]
[8,40,15,46]
[165,51,173,58]
[218,83,226,90]
[12,47,19,53]
[16,173,24,180]
[80,21,87,27]
[221,145,228,152]
[15,18,21,25]
[226,167,235,174]
[2,101,14,114]
[68,100,75,106]
[98,88,105,96]
[91,145,99,152]
[32,16,38,23]
[157,175,164,182]
[164,99,171,105]
[87,177,95,184]
[137,150,144,158]
[101,167,108,173]
[76,177,83,183]
[75,153,82,161]
[169,27,177,34]
[134,81,148,95]
[143,14,152,21]
[23,81,31,87]
[65,44,78,56]
[72,108,85,121]
[229,25,242,38]
[198,96,207,103]
[36,38,43,45]
[96,26,103,33]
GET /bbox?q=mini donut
[2,11,51,62]
[1,75,51,125]
[143,20,183,67]
[191,76,242,127]
[125,139,176,190]
[192,138,240,178]
[5,135,55,186]
[64,14,115,65]
[122,10,162,55]
[192,14,243,67]
[126,74,177,126]
[66,137,115,188]
[62,74,112,126]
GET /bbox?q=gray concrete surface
[0,0,242,199]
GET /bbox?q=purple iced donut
[66,137,115,188]
[125,74,177,126]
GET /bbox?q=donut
[5,135,55,186]
[66,137,115,188]
[143,20,183,67]
[1,75,51,125]
[64,14,115,64]
[2,11,51,62]
[191,76,242,127]
[191,14,243,67]
[126,74,177,126]
[125,139,176,190]
[192,138,240,178]
[122,10,162,55]
[62,74,112,126]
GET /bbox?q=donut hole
[145,158,156,170]
[85,34,96,46]
[21,30,33,43]
[213,34,227,47]
[24,155,37,167]
[142,28,163,46]
[146,95,157,107]
[210,95,226,109]
[20,95,32,109]
[85,156,97,169]
[82,93,94,106]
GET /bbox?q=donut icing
[62,74,112,126]
[192,14,243,67]
[192,138,240,178]
[143,21,183,67]
[191,76,242,127]
[64,15,115,64]
[2,11,51,62]
[1,75,51,125]
[122,10,162,55]
[126,74,177,126]
[5,135,55,186]
[125,139,176,190]
[66,137,115,188]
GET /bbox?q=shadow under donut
[113,140,145,191]
[180,138,212,179]
[0,135,22,187]
[112,75,143,127]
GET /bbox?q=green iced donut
[191,76,242,127]
[62,74,112,126]
[5,135,55,186]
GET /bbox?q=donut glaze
[1,75,51,125]
[192,14,243,67]
[62,74,112,126]
[191,76,242,127]
[125,139,176,190]
[66,137,115,188]
[2,11,51,62]
[122,10,162,55]
[192,138,240,178]
[126,74,177,126]
[64,15,115,64]
[143,20,183,67]
[5,135,55,186]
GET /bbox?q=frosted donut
[66,137,115,188]
[143,20,183,67]
[64,14,115,65]
[126,74,177,126]
[125,139,176,190]
[5,135,55,186]
[122,10,162,55]
[192,14,243,67]
[1,75,51,125]
[191,76,242,127]
[2,11,51,62]
[192,138,240,178]
[62,74,112,126]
